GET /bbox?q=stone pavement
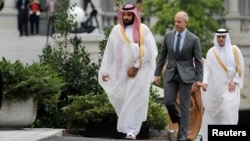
[39,130,202,141]
[0,127,202,141]
[0,128,63,141]
[0,29,48,64]
[40,136,170,141]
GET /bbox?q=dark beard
[123,19,134,26]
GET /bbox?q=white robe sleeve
[142,25,158,83]
[234,47,244,88]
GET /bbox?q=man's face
[217,35,226,47]
[122,12,134,26]
[174,13,187,32]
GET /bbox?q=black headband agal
[216,29,228,33]
[122,4,135,11]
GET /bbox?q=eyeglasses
[217,35,226,39]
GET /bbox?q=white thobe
[201,46,244,141]
[98,24,158,135]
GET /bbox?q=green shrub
[62,91,167,131]
[0,57,65,102]
[35,0,102,128]
[61,93,116,128]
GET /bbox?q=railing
[100,11,250,34]
[100,12,116,28]
[100,11,150,28]
[241,16,250,33]
[214,15,250,33]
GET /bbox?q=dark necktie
[175,33,181,56]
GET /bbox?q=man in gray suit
[154,11,203,141]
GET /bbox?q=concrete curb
[16,128,64,141]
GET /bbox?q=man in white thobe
[98,3,158,140]
[201,28,245,141]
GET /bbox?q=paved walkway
[0,30,48,64]
[0,127,202,141]
[0,128,63,141]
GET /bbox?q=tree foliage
[35,0,102,128]
[142,0,226,56]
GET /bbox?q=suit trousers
[164,70,192,139]
[30,14,40,35]
[18,10,29,36]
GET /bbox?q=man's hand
[154,76,161,85]
[201,83,208,91]
[127,67,139,77]
[102,74,109,82]
[228,81,237,92]
[193,81,203,87]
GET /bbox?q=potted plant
[0,57,65,128]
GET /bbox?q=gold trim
[139,24,145,68]
[212,46,241,77]
[119,25,130,44]
[119,24,145,68]
[212,47,227,72]
[232,45,241,77]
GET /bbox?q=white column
[226,0,240,17]
[225,0,241,33]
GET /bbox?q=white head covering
[213,28,235,68]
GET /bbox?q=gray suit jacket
[154,30,203,83]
